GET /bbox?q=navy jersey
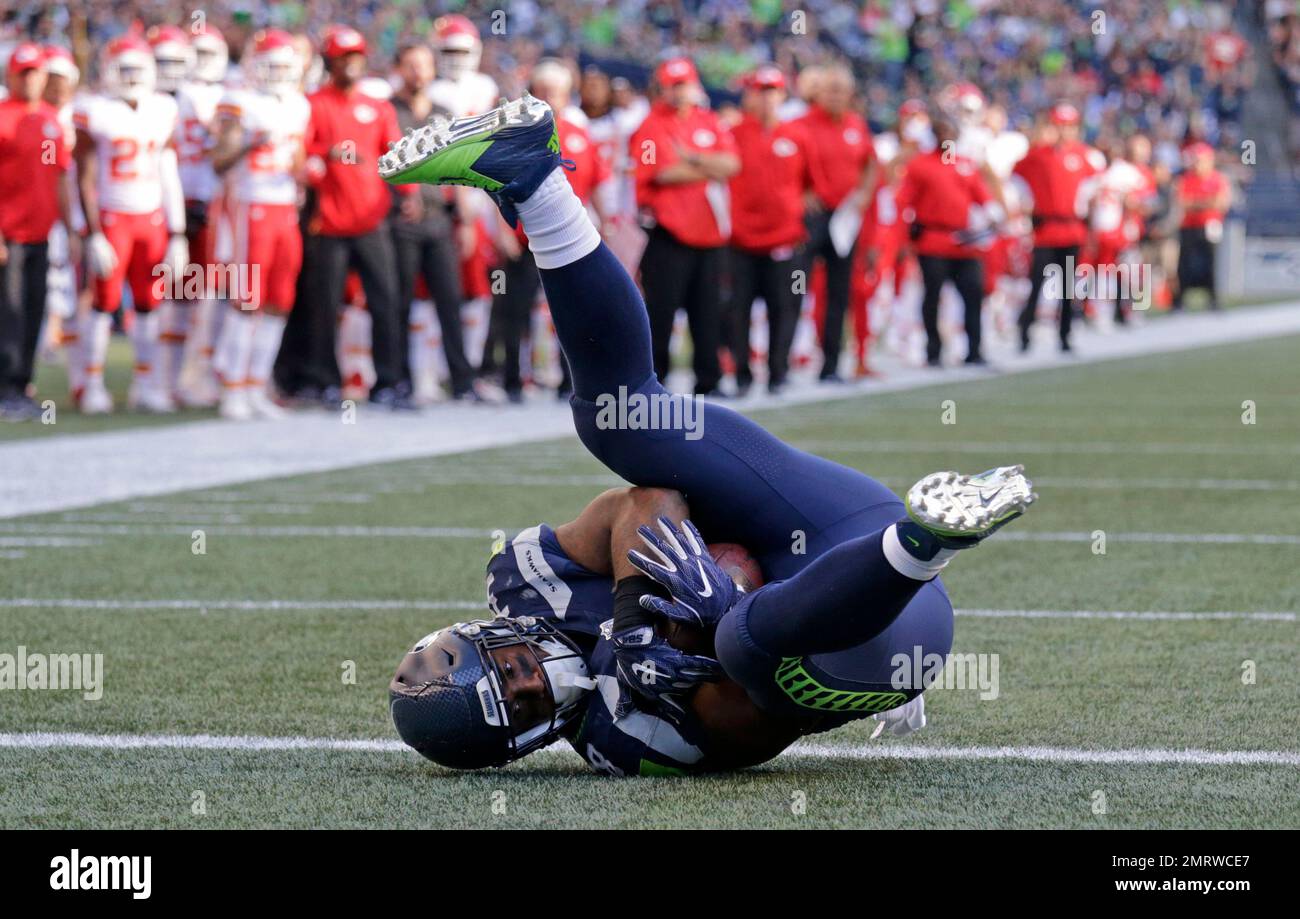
[486,525,708,776]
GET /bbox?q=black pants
[918,254,984,364]
[393,223,474,395]
[729,245,800,387]
[488,250,542,395]
[0,241,49,399]
[638,226,723,394]
[803,210,853,378]
[1174,226,1218,309]
[1019,244,1079,347]
[298,226,402,393]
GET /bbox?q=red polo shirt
[1177,170,1229,229]
[895,150,992,259]
[306,84,406,237]
[729,114,809,252]
[631,101,737,249]
[1013,141,1101,247]
[0,99,68,243]
[793,104,874,210]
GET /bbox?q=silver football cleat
[906,465,1037,537]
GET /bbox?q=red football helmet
[250,28,302,96]
[146,24,193,93]
[941,81,985,126]
[433,14,481,81]
[322,25,367,60]
[191,23,229,84]
[103,35,157,102]
[43,44,80,84]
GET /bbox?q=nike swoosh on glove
[627,516,740,628]
[611,624,723,724]
[871,693,927,739]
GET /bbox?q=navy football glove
[611,623,724,723]
[627,516,741,629]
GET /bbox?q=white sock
[159,302,189,393]
[85,312,112,383]
[213,309,256,387]
[131,312,162,389]
[409,300,436,387]
[248,313,287,388]
[63,314,85,394]
[881,524,955,581]
[515,168,601,270]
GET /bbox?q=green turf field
[1,334,1298,828]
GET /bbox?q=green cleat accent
[378,95,555,191]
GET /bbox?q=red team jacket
[1014,141,1100,248]
[306,84,407,237]
[0,99,68,243]
[895,149,993,260]
[1176,170,1229,229]
[631,101,737,249]
[728,114,809,252]
[793,104,875,210]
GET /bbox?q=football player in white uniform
[170,23,229,407]
[73,35,188,414]
[427,14,499,117]
[209,29,308,421]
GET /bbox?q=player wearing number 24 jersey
[73,35,188,415]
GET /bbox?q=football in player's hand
[706,543,764,593]
[657,543,764,655]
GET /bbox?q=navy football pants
[539,244,953,719]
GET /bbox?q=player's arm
[73,127,100,234]
[74,126,119,279]
[210,109,255,175]
[556,488,725,721]
[554,485,689,580]
[159,138,185,235]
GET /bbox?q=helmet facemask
[255,49,302,98]
[153,48,193,93]
[391,617,595,768]
[106,52,157,103]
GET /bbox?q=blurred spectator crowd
[0,0,1276,422]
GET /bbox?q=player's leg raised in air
[381,97,1036,717]
[380,97,903,575]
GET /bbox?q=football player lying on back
[392,485,808,775]
[383,98,1036,775]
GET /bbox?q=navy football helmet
[389,616,594,769]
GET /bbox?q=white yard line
[0,597,485,611]
[3,303,1299,520]
[2,730,1297,767]
[794,440,1300,457]
[955,608,1295,622]
[0,597,1291,622]
[3,520,1297,547]
[999,530,1300,545]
